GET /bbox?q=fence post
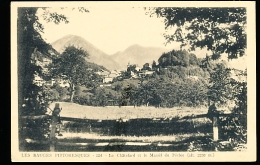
[50,122,56,151]
[213,116,218,141]
[50,103,61,152]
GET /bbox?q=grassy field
[48,102,208,120]
[22,102,240,152]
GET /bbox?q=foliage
[18,8,55,115]
[73,85,122,106]
[49,46,95,102]
[19,117,51,143]
[17,7,88,145]
[206,64,247,144]
[51,83,69,101]
[94,87,108,106]
[152,60,157,70]
[127,64,137,73]
[73,95,91,105]
[158,49,199,68]
[219,114,247,144]
[18,7,89,112]
[146,7,246,60]
[117,49,212,108]
[120,84,135,106]
[132,75,208,108]
[219,70,247,143]
[85,62,109,72]
[207,63,236,105]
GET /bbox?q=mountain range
[51,35,170,71]
[110,44,169,69]
[51,35,119,71]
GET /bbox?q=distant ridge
[51,35,179,71]
[110,44,170,69]
[51,35,120,71]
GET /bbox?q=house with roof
[103,77,114,83]
[31,48,71,87]
[137,70,155,77]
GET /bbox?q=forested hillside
[69,48,244,108]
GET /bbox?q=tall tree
[120,84,133,106]
[207,63,236,106]
[152,60,157,70]
[146,8,246,60]
[50,46,92,102]
[17,7,89,115]
[17,7,89,143]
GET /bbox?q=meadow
[48,102,208,120]
[22,102,242,152]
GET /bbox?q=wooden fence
[20,106,231,151]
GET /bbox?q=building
[103,77,114,83]
[97,70,122,84]
[30,47,68,87]
[137,70,155,77]
[31,49,55,86]
[33,74,56,86]
[111,70,120,76]
[135,66,141,72]
[109,73,118,78]
[96,70,110,77]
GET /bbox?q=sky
[37,7,179,55]
[36,5,248,70]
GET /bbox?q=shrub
[73,95,90,105]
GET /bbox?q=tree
[51,82,69,101]
[94,87,108,106]
[189,53,199,65]
[152,60,157,70]
[17,7,90,148]
[17,7,89,115]
[146,8,246,60]
[217,70,247,143]
[120,84,133,106]
[127,64,137,73]
[50,46,92,102]
[207,63,236,106]
[132,80,164,107]
[158,49,198,68]
[175,49,190,67]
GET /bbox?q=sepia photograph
[11,1,256,162]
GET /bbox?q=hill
[110,44,169,70]
[51,35,120,71]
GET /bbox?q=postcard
[11,1,256,162]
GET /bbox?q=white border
[11,1,256,162]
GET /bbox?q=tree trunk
[146,101,149,107]
[17,8,38,115]
[69,84,75,102]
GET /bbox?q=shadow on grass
[21,135,220,152]
[20,118,219,152]
[62,118,212,136]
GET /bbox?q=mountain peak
[110,45,170,70]
[51,35,121,71]
[125,44,142,51]
[62,34,84,39]
[129,44,141,48]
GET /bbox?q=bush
[51,83,69,101]
[73,95,90,105]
